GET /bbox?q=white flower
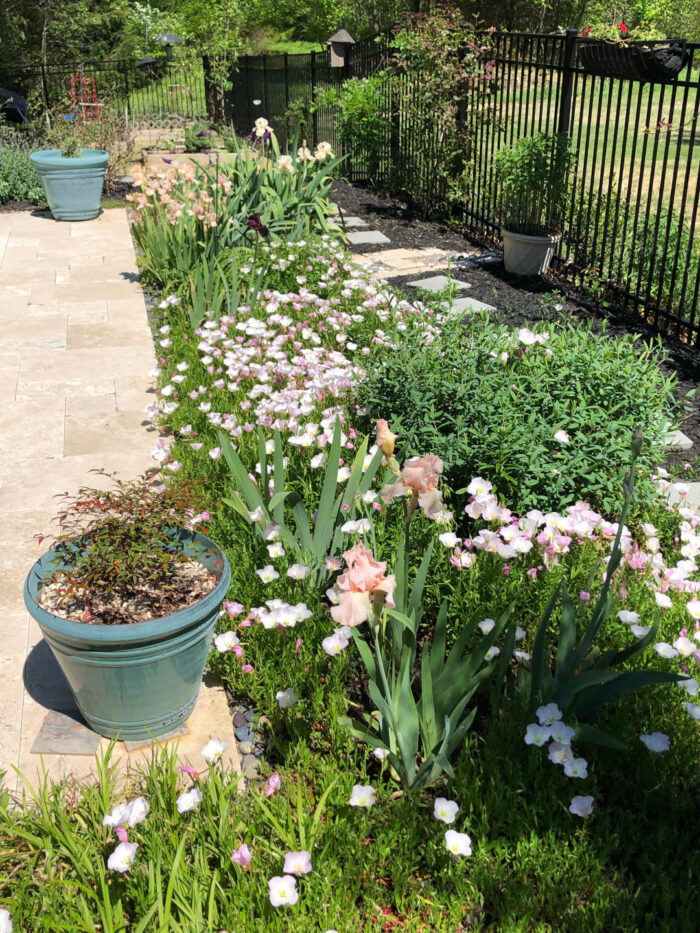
[550,721,575,745]
[249,507,264,523]
[102,802,132,827]
[485,646,500,661]
[655,592,672,609]
[524,723,551,746]
[617,610,640,624]
[640,732,670,753]
[653,642,678,659]
[683,702,700,720]
[372,748,389,761]
[268,875,299,907]
[208,447,222,460]
[256,565,280,583]
[554,430,570,444]
[686,598,700,620]
[433,798,460,824]
[107,841,139,873]
[630,625,651,638]
[267,542,286,559]
[439,532,460,548]
[287,563,310,580]
[548,741,573,764]
[536,703,562,726]
[563,757,588,779]
[276,687,298,709]
[0,909,12,933]
[478,618,496,634]
[322,633,349,656]
[214,631,240,652]
[277,155,295,173]
[283,850,312,875]
[201,737,229,761]
[678,677,699,697]
[177,788,203,814]
[126,796,150,827]
[349,784,376,807]
[444,829,472,856]
[673,636,695,656]
[569,795,594,818]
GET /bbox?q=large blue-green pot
[24,529,231,741]
[30,148,109,221]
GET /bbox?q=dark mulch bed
[331,178,700,472]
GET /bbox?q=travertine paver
[664,429,693,451]
[354,247,453,278]
[341,216,367,228]
[0,208,240,792]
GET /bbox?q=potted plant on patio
[577,21,688,81]
[493,132,575,277]
[30,131,108,222]
[23,471,231,742]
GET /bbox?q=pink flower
[115,826,129,843]
[231,843,252,868]
[265,774,281,797]
[241,664,254,673]
[381,455,446,521]
[224,601,245,618]
[330,543,396,628]
[579,591,590,601]
[181,765,199,779]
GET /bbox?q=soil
[331,178,700,473]
[38,558,216,625]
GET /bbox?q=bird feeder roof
[327,29,355,45]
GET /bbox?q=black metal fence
[0,58,207,123]
[230,32,700,346]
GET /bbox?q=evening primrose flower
[554,430,570,444]
[231,843,252,868]
[322,632,349,655]
[433,798,460,824]
[276,687,298,709]
[550,721,575,745]
[0,908,12,932]
[563,757,588,779]
[524,723,551,746]
[256,565,280,583]
[177,788,203,813]
[536,703,562,726]
[265,773,281,796]
[214,631,240,653]
[283,850,312,875]
[548,741,573,764]
[201,738,229,761]
[686,598,700,620]
[349,784,376,807]
[373,748,389,761]
[269,875,299,907]
[107,841,139,873]
[640,732,670,753]
[683,702,700,720]
[287,563,310,580]
[654,642,679,659]
[678,677,699,696]
[478,618,496,634]
[673,636,695,656]
[444,830,472,856]
[655,592,672,609]
[569,795,594,818]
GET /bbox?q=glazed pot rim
[24,527,231,644]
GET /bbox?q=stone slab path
[0,208,238,793]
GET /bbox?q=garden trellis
[230,30,700,346]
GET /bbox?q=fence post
[310,50,318,147]
[557,27,578,136]
[262,52,268,117]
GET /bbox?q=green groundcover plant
[0,121,45,205]
[356,310,680,515]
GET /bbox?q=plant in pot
[492,132,575,277]
[24,471,231,742]
[578,21,688,81]
[30,122,109,222]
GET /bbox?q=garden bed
[332,178,700,470]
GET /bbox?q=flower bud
[376,419,398,457]
[631,425,643,458]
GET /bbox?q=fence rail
[0,58,207,123]
[230,32,700,346]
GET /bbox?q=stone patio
[0,207,238,794]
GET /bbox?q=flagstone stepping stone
[31,709,102,755]
[341,216,367,228]
[346,230,391,246]
[407,274,472,293]
[663,428,693,451]
[447,296,497,316]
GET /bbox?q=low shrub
[0,122,44,205]
[356,311,679,515]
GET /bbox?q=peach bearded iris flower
[375,419,398,458]
[330,543,397,628]
[381,454,447,521]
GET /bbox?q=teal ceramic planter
[30,148,109,221]
[24,529,231,741]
